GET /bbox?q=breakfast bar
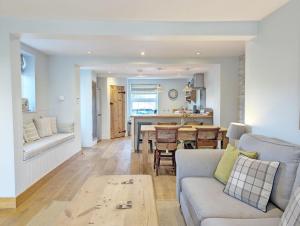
[130,113,214,152]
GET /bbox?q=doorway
[92,81,97,141]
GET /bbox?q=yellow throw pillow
[214,144,257,184]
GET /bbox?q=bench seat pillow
[34,118,52,138]
[23,120,40,143]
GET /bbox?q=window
[21,53,36,112]
[129,84,159,115]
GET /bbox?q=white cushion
[23,133,75,160]
[23,120,40,143]
[58,123,74,133]
[44,117,58,134]
[34,118,53,137]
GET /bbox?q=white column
[0,32,22,197]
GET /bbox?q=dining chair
[154,126,179,176]
[136,122,153,153]
[196,127,220,149]
[183,122,203,149]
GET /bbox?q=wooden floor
[0,137,177,226]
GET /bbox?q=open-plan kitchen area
[1,0,300,225]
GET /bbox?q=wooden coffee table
[54,175,159,226]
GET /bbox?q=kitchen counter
[130,113,213,119]
[130,113,214,152]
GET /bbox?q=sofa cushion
[23,133,75,160]
[224,156,279,212]
[202,218,281,226]
[239,134,300,210]
[181,177,282,226]
[280,187,300,226]
[214,144,258,184]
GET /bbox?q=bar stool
[196,127,220,149]
[136,122,153,153]
[154,126,179,176]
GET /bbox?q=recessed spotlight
[87,51,92,55]
[196,51,201,55]
[140,51,145,56]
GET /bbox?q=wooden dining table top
[140,125,227,132]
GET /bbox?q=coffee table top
[54,175,158,226]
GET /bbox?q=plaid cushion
[224,155,279,212]
[280,187,300,226]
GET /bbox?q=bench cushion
[202,218,281,226]
[180,177,282,226]
[23,133,75,160]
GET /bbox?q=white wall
[205,65,221,125]
[128,78,188,115]
[0,35,19,197]
[245,0,300,144]
[220,57,240,127]
[80,69,97,147]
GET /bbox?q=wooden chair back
[196,127,220,149]
[155,127,179,151]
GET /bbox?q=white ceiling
[0,0,288,21]
[85,63,212,78]
[21,35,245,58]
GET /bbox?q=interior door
[110,85,126,139]
[117,86,126,137]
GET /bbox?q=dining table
[140,125,228,174]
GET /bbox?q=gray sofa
[176,134,300,226]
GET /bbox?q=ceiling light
[140,51,145,56]
[108,71,112,74]
[87,51,92,55]
[196,51,201,55]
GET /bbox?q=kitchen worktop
[130,113,214,151]
[130,113,213,118]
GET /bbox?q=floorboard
[0,137,177,226]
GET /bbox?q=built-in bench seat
[23,133,75,161]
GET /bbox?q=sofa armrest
[176,149,224,201]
